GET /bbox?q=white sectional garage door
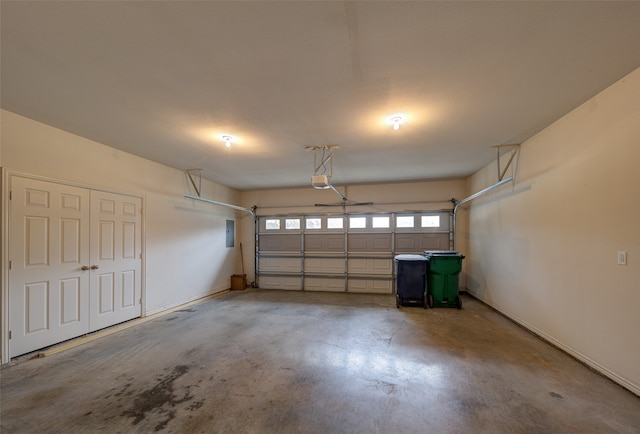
[257,212,451,293]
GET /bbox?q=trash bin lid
[423,250,465,259]
[394,254,428,261]
[423,250,458,256]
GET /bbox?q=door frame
[0,168,146,364]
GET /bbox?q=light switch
[617,251,627,265]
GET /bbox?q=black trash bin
[394,254,429,308]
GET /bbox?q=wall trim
[1,167,10,364]
[467,290,640,397]
[145,285,230,316]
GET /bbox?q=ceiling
[2,1,640,191]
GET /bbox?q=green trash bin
[423,250,465,309]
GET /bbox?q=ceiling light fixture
[222,134,233,148]
[390,115,404,131]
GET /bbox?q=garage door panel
[395,233,449,253]
[348,258,392,275]
[259,275,302,290]
[259,257,302,273]
[305,257,344,274]
[347,279,393,294]
[260,234,302,252]
[305,277,345,292]
[348,234,392,252]
[305,234,344,252]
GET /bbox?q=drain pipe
[184,194,256,218]
[452,176,513,250]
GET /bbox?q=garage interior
[1,1,639,432]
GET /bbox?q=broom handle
[240,242,246,275]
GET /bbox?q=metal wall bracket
[186,169,203,197]
[183,169,255,217]
[492,144,520,181]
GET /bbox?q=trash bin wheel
[456,295,462,310]
[427,294,434,308]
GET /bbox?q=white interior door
[8,176,143,358]
[9,177,91,357]
[89,191,142,331]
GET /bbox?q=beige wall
[1,110,240,318]
[464,67,640,394]
[238,179,469,286]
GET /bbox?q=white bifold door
[8,176,142,358]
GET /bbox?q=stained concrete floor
[1,290,639,433]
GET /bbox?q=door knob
[90,265,99,270]
[81,265,90,271]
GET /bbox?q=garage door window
[327,217,343,229]
[265,219,280,230]
[306,218,321,229]
[285,218,300,230]
[372,216,390,228]
[349,217,367,229]
[421,215,440,227]
[396,216,414,228]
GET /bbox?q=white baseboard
[145,286,230,316]
[467,290,640,397]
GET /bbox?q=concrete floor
[1,290,639,433]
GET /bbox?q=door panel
[122,270,136,307]
[395,233,449,253]
[122,223,136,258]
[305,277,345,292]
[305,234,344,252]
[258,257,302,273]
[99,220,115,260]
[305,257,345,274]
[89,190,141,331]
[9,177,90,357]
[348,278,392,294]
[347,234,392,252]
[25,216,49,266]
[259,275,301,290]
[25,281,49,333]
[61,219,81,263]
[60,277,81,324]
[98,273,115,314]
[348,258,392,275]
[259,234,302,252]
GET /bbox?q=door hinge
[139,298,142,305]
[9,191,12,200]
[8,331,12,340]
[8,260,12,270]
